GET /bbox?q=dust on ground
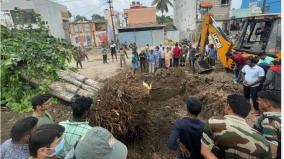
[69,47,132,81]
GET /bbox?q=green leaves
[1,8,76,112]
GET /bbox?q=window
[85,36,92,46]
[73,24,78,33]
[10,9,36,25]
[75,37,79,43]
[83,23,89,32]
[239,20,273,52]
[221,0,229,6]
[265,19,281,55]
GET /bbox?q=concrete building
[173,0,231,40]
[68,21,108,47]
[124,2,156,26]
[1,0,69,40]
[118,1,165,47]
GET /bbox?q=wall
[173,0,197,33]
[1,0,68,39]
[119,29,164,47]
[209,0,231,21]
[124,7,156,26]
[33,0,68,39]
[69,22,108,47]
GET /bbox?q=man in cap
[65,127,127,159]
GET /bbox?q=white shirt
[241,65,265,87]
[110,44,116,48]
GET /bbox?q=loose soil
[1,48,256,158]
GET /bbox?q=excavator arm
[198,13,234,70]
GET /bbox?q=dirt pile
[89,68,242,159]
[89,72,149,140]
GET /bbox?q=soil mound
[89,68,242,159]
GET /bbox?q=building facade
[124,3,156,26]
[173,0,231,40]
[68,21,108,47]
[118,2,164,47]
[1,0,69,40]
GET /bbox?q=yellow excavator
[195,13,281,73]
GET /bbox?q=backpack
[253,114,281,159]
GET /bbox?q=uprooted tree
[0,8,79,112]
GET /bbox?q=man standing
[160,47,165,68]
[253,90,281,159]
[167,97,204,159]
[64,127,128,159]
[231,53,248,84]
[263,60,281,93]
[32,94,54,127]
[119,47,127,68]
[59,96,93,158]
[207,44,217,66]
[1,117,38,159]
[154,46,161,70]
[201,94,271,159]
[173,43,181,67]
[101,45,109,64]
[110,41,117,62]
[139,50,147,72]
[241,57,265,115]
[180,44,188,67]
[148,50,156,74]
[258,52,274,65]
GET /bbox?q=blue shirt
[167,117,204,159]
[148,53,156,62]
[1,138,30,159]
[208,48,217,59]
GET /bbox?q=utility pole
[262,0,267,14]
[107,0,116,43]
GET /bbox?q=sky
[52,0,243,19]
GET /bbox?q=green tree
[91,14,105,22]
[152,0,173,23]
[1,8,76,112]
[68,10,72,18]
[156,15,176,31]
[74,15,88,22]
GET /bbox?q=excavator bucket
[194,58,214,74]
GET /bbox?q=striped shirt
[59,120,92,158]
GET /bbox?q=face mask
[45,138,65,157]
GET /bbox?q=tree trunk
[161,12,164,24]
[22,71,103,103]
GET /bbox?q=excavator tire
[194,59,214,74]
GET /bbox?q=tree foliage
[152,0,173,23]
[1,8,77,112]
[74,15,88,22]
[156,16,176,31]
[91,14,105,22]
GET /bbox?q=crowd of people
[1,95,127,159]
[100,41,218,75]
[1,41,281,159]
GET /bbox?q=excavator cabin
[233,14,281,61]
